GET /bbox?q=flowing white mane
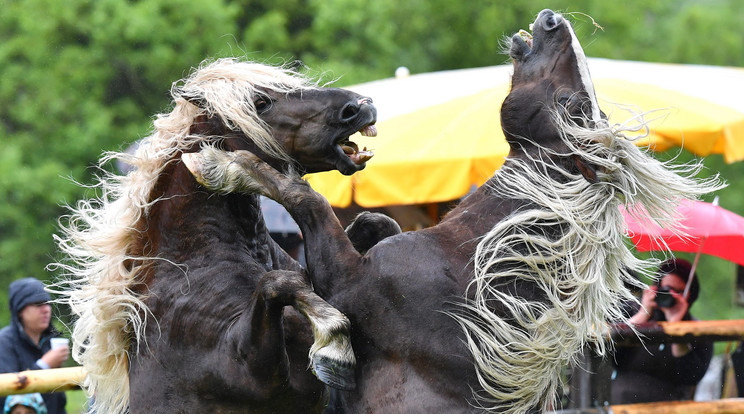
[453,113,723,413]
[49,58,317,414]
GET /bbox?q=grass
[66,389,88,414]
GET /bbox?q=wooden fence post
[568,347,612,410]
[0,367,85,396]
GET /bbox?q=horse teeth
[351,150,374,164]
[360,125,378,137]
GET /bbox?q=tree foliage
[1,0,743,326]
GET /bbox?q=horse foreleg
[234,272,293,395]
[293,280,356,390]
[248,270,356,391]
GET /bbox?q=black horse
[184,10,721,413]
[52,58,378,413]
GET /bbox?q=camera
[654,286,676,308]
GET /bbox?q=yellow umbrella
[307,58,744,208]
[589,58,744,161]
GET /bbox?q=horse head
[175,59,377,176]
[502,9,606,182]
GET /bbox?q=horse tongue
[341,141,374,164]
[341,142,358,155]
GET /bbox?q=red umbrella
[621,197,744,266]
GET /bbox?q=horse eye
[558,96,570,107]
[254,94,272,113]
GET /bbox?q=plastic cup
[50,337,70,350]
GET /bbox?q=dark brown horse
[183,10,721,413]
[51,58,378,413]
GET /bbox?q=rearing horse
[184,10,722,413]
[51,58,378,413]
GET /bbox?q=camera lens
[655,286,676,308]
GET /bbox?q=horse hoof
[312,355,356,391]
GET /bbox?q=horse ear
[572,154,598,184]
[174,87,208,109]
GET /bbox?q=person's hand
[640,286,658,312]
[40,346,69,368]
[658,290,691,357]
[629,286,658,325]
[660,289,689,323]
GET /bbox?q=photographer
[611,258,713,404]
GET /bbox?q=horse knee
[257,270,310,306]
[258,270,350,343]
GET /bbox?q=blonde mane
[452,114,723,413]
[49,58,317,414]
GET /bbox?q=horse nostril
[544,13,562,30]
[341,102,360,122]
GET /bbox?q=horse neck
[438,178,516,231]
[141,161,271,262]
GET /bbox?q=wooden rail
[608,398,744,413]
[0,367,85,396]
[556,399,744,413]
[612,319,744,346]
[2,366,741,413]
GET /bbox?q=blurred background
[2,0,744,342]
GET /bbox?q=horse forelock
[51,57,319,414]
[452,111,723,413]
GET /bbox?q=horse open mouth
[339,124,377,165]
[511,28,534,59]
[513,11,566,58]
[518,29,533,48]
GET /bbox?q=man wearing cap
[0,277,68,413]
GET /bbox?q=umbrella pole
[683,196,719,299]
[685,247,703,299]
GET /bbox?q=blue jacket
[0,278,66,413]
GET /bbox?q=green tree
[0,0,241,315]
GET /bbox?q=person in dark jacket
[0,278,68,413]
[611,259,713,404]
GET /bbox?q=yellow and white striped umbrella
[307,58,744,208]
